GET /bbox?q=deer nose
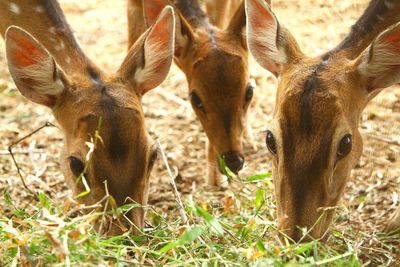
[278,222,301,242]
[222,151,244,173]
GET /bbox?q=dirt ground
[0,0,399,265]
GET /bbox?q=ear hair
[143,0,194,58]
[118,6,175,95]
[245,0,301,76]
[133,33,173,87]
[5,26,66,107]
[12,56,64,96]
[356,22,400,91]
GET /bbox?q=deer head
[142,0,251,185]
[4,6,175,234]
[246,0,400,240]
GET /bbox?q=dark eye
[245,84,254,102]
[337,134,352,160]
[266,130,277,155]
[69,156,85,177]
[190,91,204,110]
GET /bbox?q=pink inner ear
[8,30,46,67]
[148,13,171,44]
[248,0,274,29]
[145,0,169,26]
[382,30,400,51]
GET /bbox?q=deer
[0,0,175,235]
[203,0,243,29]
[245,0,400,241]
[128,0,259,187]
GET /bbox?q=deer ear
[118,6,175,95]
[143,0,194,58]
[245,0,301,76]
[226,2,247,48]
[5,26,66,107]
[143,0,170,27]
[356,22,400,93]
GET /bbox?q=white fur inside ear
[358,43,400,77]
[246,23,287,65]
[357,37,400,89]
[245,0,287,73]
[13,56,64,96]
[134,38,171,86]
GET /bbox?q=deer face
[55,80,157,233]
[4,7,175,234]
[246,0,400,241]
[187,33,250,174]
[143,1,249,175]
[268,58,366,240]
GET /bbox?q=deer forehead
[58,83,143,141]
[192,50,247,92]
[193,28,246,59]
[276,62,344,147]
[68,79,142,110]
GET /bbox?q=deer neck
[0,0,99,79]
[327,0,400,59]
[175,0,211,29]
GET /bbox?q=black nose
[222,151,244,173]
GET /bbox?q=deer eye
[266,130,277,155]
[337,134,352,160]
[69,156,85,177]
[245,84,254,102]
[190,91,204,110]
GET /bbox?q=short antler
[326,0,400,59]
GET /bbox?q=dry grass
[0,0,399,265]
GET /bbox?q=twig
[157,142,211,250]
[366,133,400,147]
[0,149,46,155]
[157,141,188,223]
[8,121,56,198]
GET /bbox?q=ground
[0,0,399,265]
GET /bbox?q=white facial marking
[9,3,20,14]
[35,5,44,13]
[66,57,71,64]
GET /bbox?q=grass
[1,173,376,267]
[0,129,397,266]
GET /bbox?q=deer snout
[222,151,244,173]
[277,212,330,243]
[278,218,308,243]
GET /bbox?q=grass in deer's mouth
[3,170,397,267]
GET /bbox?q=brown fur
[327,0,400,59]
[246,0,400,241]
[204,0,242,29]
[128,0,250,186]
[2,1,175,235]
